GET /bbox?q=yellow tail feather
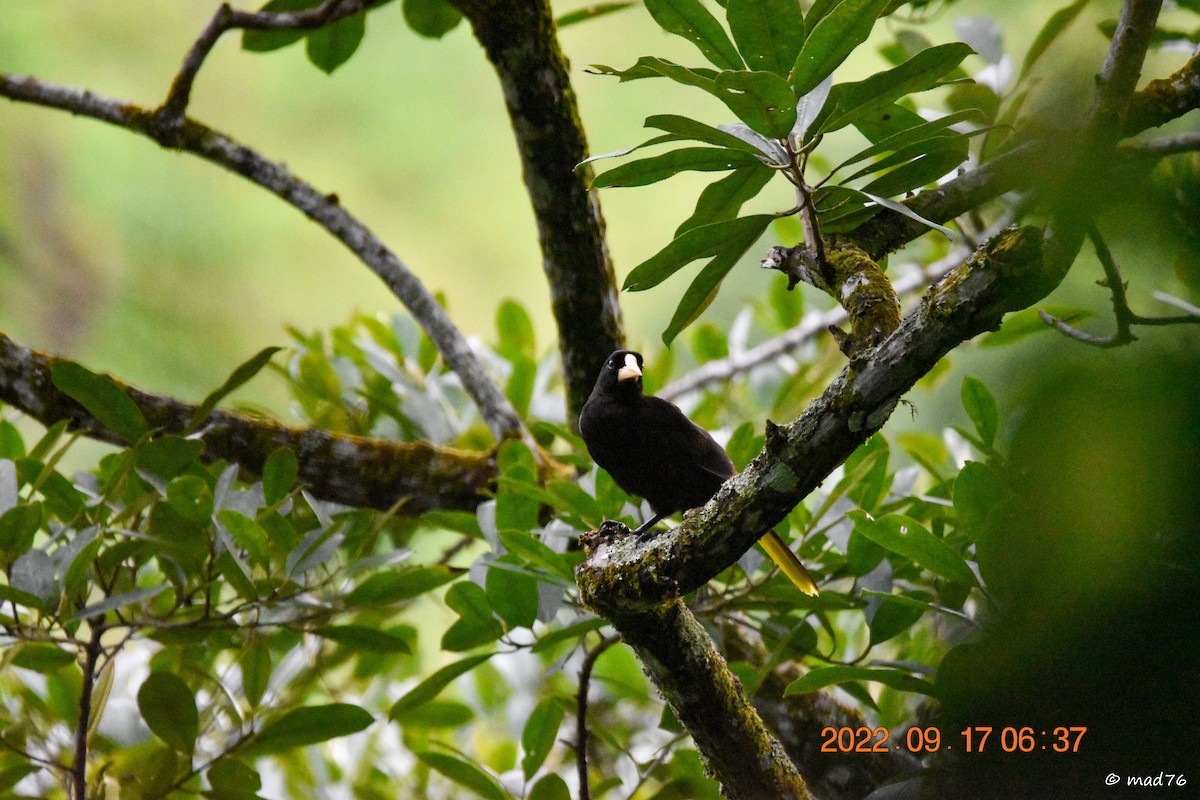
[757,529,819,596]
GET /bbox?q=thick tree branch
[0,72,524,442]
[0,331,550,514]
[447,0,624,423]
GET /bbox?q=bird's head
[597,349,643,395]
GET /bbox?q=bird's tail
[757,530,819,596]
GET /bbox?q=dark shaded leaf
[960,376,999,449]
[245,703,373,755]
[588,56,717,90]
[486,555,540,629]
[645,114,768,155]
[136,436,204,481]
[51,361,147,442]
[726,0,806,76]
[662,246,745,347]
[188,346,282,432]
[868,594,930,645]
[241,0,320,52]
[624,214,778,291]
[676,165,774,236]
[644,0,744,71]
[791,0,891,96]
[556,2,635,28]
[138,672,199,753]
[305,9,365,74]
[318,624,413,654]
[262,446,299,505]
[207,758,263,796]
[592,147,760,189]
[402,0,462,38]
[346,565,460,606]
[784,664,938,697]
[713,70,798,138]
[441,581,504,651]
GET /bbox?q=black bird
[579,350,819,596]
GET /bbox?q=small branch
[0,72,524,441]
[1042,226,1200,346]
[1152,291,1200,317]
[575,634,618,800]
[159,0,371,132]
[1120,131,1200,157]
[70,623,105,800]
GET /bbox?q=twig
[1041,225,1200,346]
[70,623,105,800]
[0,72,524,441]
[1120,131,1200,157]
[159,0,371,133]
[575,633,618,800]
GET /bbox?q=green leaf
[841,134,965,185]
[138,672,199,753]
[166,474,213,524]
[960,376,999,449]
[442,581,505,651]
[397,699,476,728]
[556,2,635,28]
[346,565,460,606]
[188,346,282,432]
[713,70,798,138]
[51,361,148,442]
[644,0,744,71]
[784,664,938,697]
[496,299,536,359]
[790,0,891,97]
[851,188,954,238]
[217,510,271,568]
[241,0,320,52]
[662,246,744,347]
[592,147,760,189]
[498,529,573,582]
[240,639,271,709]
[849,511,977,586]
[521,697,566,779]
[390,653,494,720]
[0,583,47,612]
[10,642,76,673]
[306,9,366,74]
[402,0,462,38]
[829,109,983,176]
[416,749,509,800]
[531,616,607,653]
[486,556,540,629]
[207,758,263,796]
[981,305,1092,347]
[0,502,41,562]
[0,419,25,458]
[821,42,975,132]
[726,0,806,76]
[262,446,299,505]
[868,594,930,645]
[136,435,204,480]
[859,146,968,199]
[528,773,572,800]
[645,114,769,155]
[318,624,413,654]
[245,703,373,755]
[1021,0,1092,79]
[624,214,778,291]
[588,56,717,90]
[74,584,169,622]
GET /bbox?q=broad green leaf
[51,361,148,442]
[557,2,635,28]
[241,0,320,52]
[262,446,299,505]
[496,299,536,359]
[529,774,572,800]
[10,642,76,673]
[841,133,963,184]
[0,502,41,562]
[793,75,832,140]
[136,435,204,481]
[486,555,540,629]
[397,699,476,728]
[245,703,373,755]
[1021,0,1092,79]
[644,0,744,71]
[498,529,573,582]
[713,70,798,138]
[0,419,25,458]
[74,584,169,622]
[402,0,462,38]
[138,672,199,753]
[591,147,760,189]
[416,750,508,800]
[784,664,938,697]
[624,214,779,291]
[676,165,774,237]
[390,653,494,720]
[217,510,271,568]
[530,616,607,653]
[0,583,47,612]
[645,114,768,155]
[588,56,717,90]
[662,245,746,346]
[791,0,891,97]
[441,581,504,651]
[868,594,930,646]
[240,639,271,708]
[829,109,983,176]
[207,758,262,796]
[346,565,460,606]
[319,624,412,654]
[166,475,213,524]
[726,0,806,76]
[859,147,968,199]
[821,43,975,133]
[953,460,1006,537]
[187,346,282,432]
[306,9,365,74]
[960,376,999,449]
[521,697,566,779]
[849,511,977,586]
